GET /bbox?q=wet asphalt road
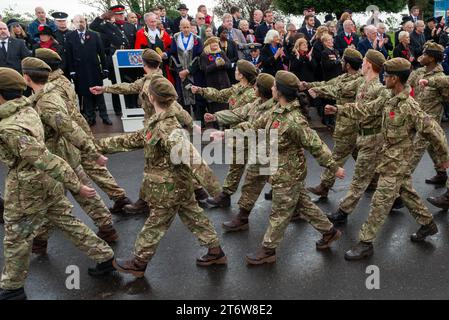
[1,126,449,300]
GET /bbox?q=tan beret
[256,73,275,91]
[35,48,62,62]
[275,70,300,90]
[365,49,386,69]
[142,49,162,64]
[343,48,363,61]
[0,67,27,91]
[203,36,220,47]
[237,60,258,81]
[149,74,178,102]
[384,57,412,73]
[423,40,444,54]
[21,57,52,73]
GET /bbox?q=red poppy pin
[389,111,395,120]
[272,121,280,129]
[146,131,152,141]
[208,55,214,62]
[38,25,44,32]
[85,35,90,40]
[229,98,236,106]
[194,39,198,46]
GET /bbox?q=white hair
[144,12,157,21]
[415,20,425,28]
[398,30,409,41]
[72,14,84,23]
[264,29,280,44]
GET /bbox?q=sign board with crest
[112,49,145,132]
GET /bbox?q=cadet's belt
[358,127,381,136]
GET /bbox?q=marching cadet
[90,49,221,213]
[20,57,118,254]
[211,71,344,264]
[303,48,364,198]
[0,67,115,300]
[96,75,227,277]
[191,60,257,208]
[34,48,132,215]
[327,58,449,260]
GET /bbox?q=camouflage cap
[35,48,62,62]
[237,60,258,82]
[343,48,363,61]
[365,49,386,69]
[149,74,178,102]
[142,49,162,63]
[203,36,220,47]
[423,41,444,54]
[256,73,275,91]
[383,57,411,74]
[275,70,300,90]
[21,57,52,73]
[0,67,27,91]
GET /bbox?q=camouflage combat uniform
[30,83,114,240]
[338,86,449,242]
[199,83,256,195]
[0,97,113,290]
[48,69,127,201]
[96,104,221,262]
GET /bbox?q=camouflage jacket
[200,83,256,111]
[96,105,202,206]
[338,86,449,176]
[104,71,193,129]
[214,97,274,127]
[48,69,94,139]
[309,71,363,105]
[31,83,100,169]
[249,100,338,185]
[0,97,81,207]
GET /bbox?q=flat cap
[51,12,68,20]
[365,49,386,69]
[149,74,178,102]
[142,49,162,63]
[35,48,62,62]
[423,41,444,54]
[237,60,258,81]
[256,73,275,91]
[275,70,300,89]
[0,67,27,91]
[203,36,220,47]
[384,57,411,74]
[343,48,363,61]
[21,57,52,73]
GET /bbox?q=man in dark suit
[335,19,359,55]
[173,4,192,34]
[67,15,112,126]
[357,25,388,58]
[0,21,31,73]
[255,10,275,44]
[90,4,137,115]
[245,44,262,70]
[298,14,316,44]
[301,7,321,28]
[127,12,142,31]
[159,6,174,34]
[409,6,420,23]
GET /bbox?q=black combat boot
[0,197,4,224]
[410,221,438,242]
[0,287,27,300]
[206,192,231,208]
[97,225,119,243]
[196,246,227,266]
[194,188,209,206]
[264,189,272,200]
[344,241,374,260]
[109,196,132,214]
[366,177,378,192]
[88,257,115,276]
[391,197,404,210]
[316,227,342,250]
[32,239,48,255]
[427,190,449,210]
[113,257,148,278]
[222,208,250,232]
[425,171,448,185]
[307,183,330,198]
[246,246,276,265]
[123,198,150,215]
[327,208,348,224]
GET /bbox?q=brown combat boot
[427,190,449,210]
[307,183,330,198]
[194,188,209,206]
[196,246,227,266]
[206,192,231,208]
[97,225,119,243]
[113,256,148,278]
[425,171,448,186]
[410,221,438,242]
[32,239,48,255]
[109,196,132,214]
[123,198,149,215]
[0,197,4,224]
[222,208,250,232]
[316,227,342,250]
[245,246,276,265]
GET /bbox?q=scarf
[40,39,56,51]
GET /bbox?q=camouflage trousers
[340,133,383,214]
[134,192,221,263]
[238,164,269,212]
[409,132,447,180]
[80,153,126,201]
[1,179,113,290]
[35,165,113,241]
[359,173,434,243]
[263,179,333,249]
[321,134,358,189]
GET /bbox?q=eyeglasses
[198,17,205,20]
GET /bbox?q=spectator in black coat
[217,26,239,84]
[321,33,342,81]
[255,10,275,44]
[393,31,415,65]
[159,6,174,34]
[0,21,31,73]
[410,20,426,67]
[298,14,316,44]
[334,19,359,55]
[310,26,329,81]
[173,4,192,34]
[260,29,285,76]
[376,23,393,52]
[289,38,315,82]
[7,19,35,50]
